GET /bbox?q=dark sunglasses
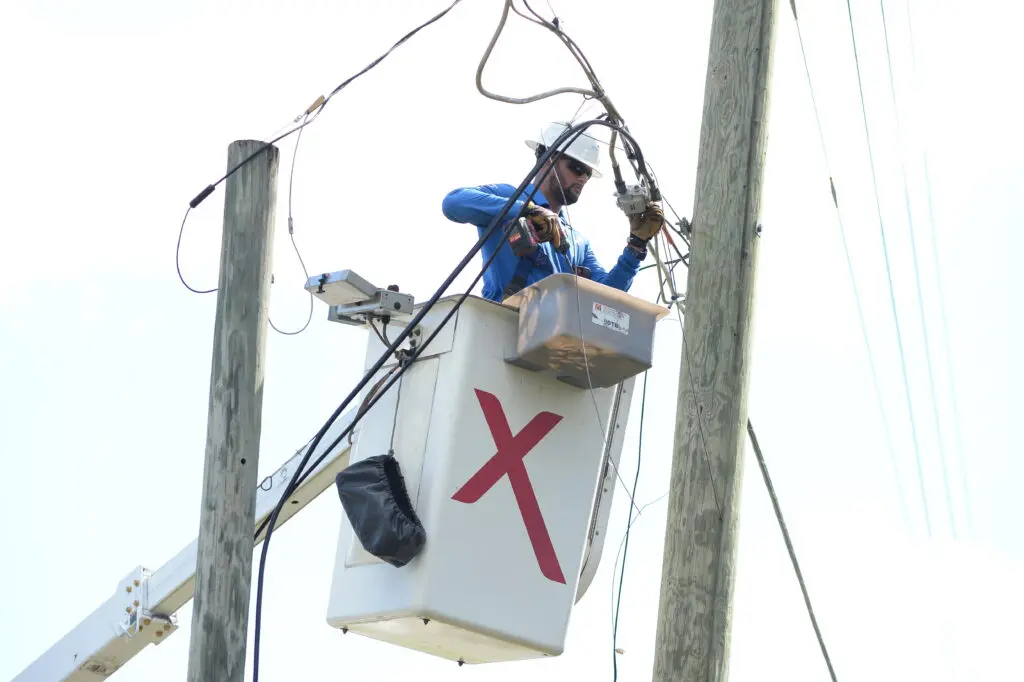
[565,158,593,178]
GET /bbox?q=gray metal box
[502,274,669,389]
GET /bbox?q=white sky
[1,0,1021,681]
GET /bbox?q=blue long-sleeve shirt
[441,183,642,302]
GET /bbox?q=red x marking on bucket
[451,389,566,584]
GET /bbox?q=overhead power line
[176,0,467,297]
[747,420,839,682]
[787,0,912,530]
[903,0,974,540]
[644,185,837,682]
[843,0,935,538]
[877,0,959,540]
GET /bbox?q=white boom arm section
[15,378,632,682]
[13,408,361,682]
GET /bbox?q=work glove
[628,202,665,243]
[525,202,563,250]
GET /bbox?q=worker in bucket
[441,122,665,302]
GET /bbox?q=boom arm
[15,373,632,681]
[13,408,361,682]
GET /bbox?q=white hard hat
[525,122,604,178]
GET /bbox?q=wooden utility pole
[651,0,778,679]
[187,139,279,682]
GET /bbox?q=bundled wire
[477,0,659,197]
[477,0,603,105]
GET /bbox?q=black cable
[253,119,649,539]
[277,122,633,503]
[368,318,388,347]
[323,0,465,104]
[177,0,466,295]
[175,206,215,294]
[295,119,651,481]
[251,118,606,542]
[250,118,595,665]
[200,0,463,209]
[747,419,838,682]
[249,118,641,682]
[289,120,654,485]
[612,370,647,682]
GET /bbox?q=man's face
[548,155,593,205]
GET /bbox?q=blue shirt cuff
[620,245,644,267]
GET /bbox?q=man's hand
[525,202,562,249]
[629,202,665,243]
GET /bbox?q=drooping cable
[175,206,213,294]
[747,419,839,682]
[477,0,600,105]
[268,115,314,336]
[611,370,647,682]
[175,103,329,296]
[176,0,466,295]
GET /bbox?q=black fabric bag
[334,453,426,568]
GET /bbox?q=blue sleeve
[580,240,643,293]
[441,184,531,227]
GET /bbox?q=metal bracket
[114,567,179,644]
[327,289,415,327]
[306,269,415,327]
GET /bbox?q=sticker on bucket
[592,302,630,335]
